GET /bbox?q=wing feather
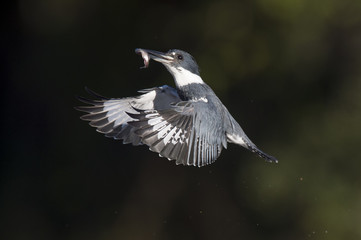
[128,101,224,167]
[77,86,228,166]
[76,86,181,146]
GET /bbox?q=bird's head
[136,48,204,87]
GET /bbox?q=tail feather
[248,144,278,163]
[227,133,278,163]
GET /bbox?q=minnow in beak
[135,48,174,68]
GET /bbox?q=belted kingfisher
[76,48,278,167]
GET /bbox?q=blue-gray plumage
[76,48,278,167]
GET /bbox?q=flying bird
[76,48,278,167]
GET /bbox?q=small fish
[135,48,149,68]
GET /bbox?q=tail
[247,143,278,163]
[226,133,278,163]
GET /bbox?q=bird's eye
[177,54,183,60]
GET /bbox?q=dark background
[2,0,361,239]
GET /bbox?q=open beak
[135,48,174,68]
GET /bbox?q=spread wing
[75,86,181,145]
[127,101,225,167]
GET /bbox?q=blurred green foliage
[2,0,361,239]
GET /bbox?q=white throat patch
[166,66,204,87]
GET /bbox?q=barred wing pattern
[76,86,181,146]
[128,102,223,167]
